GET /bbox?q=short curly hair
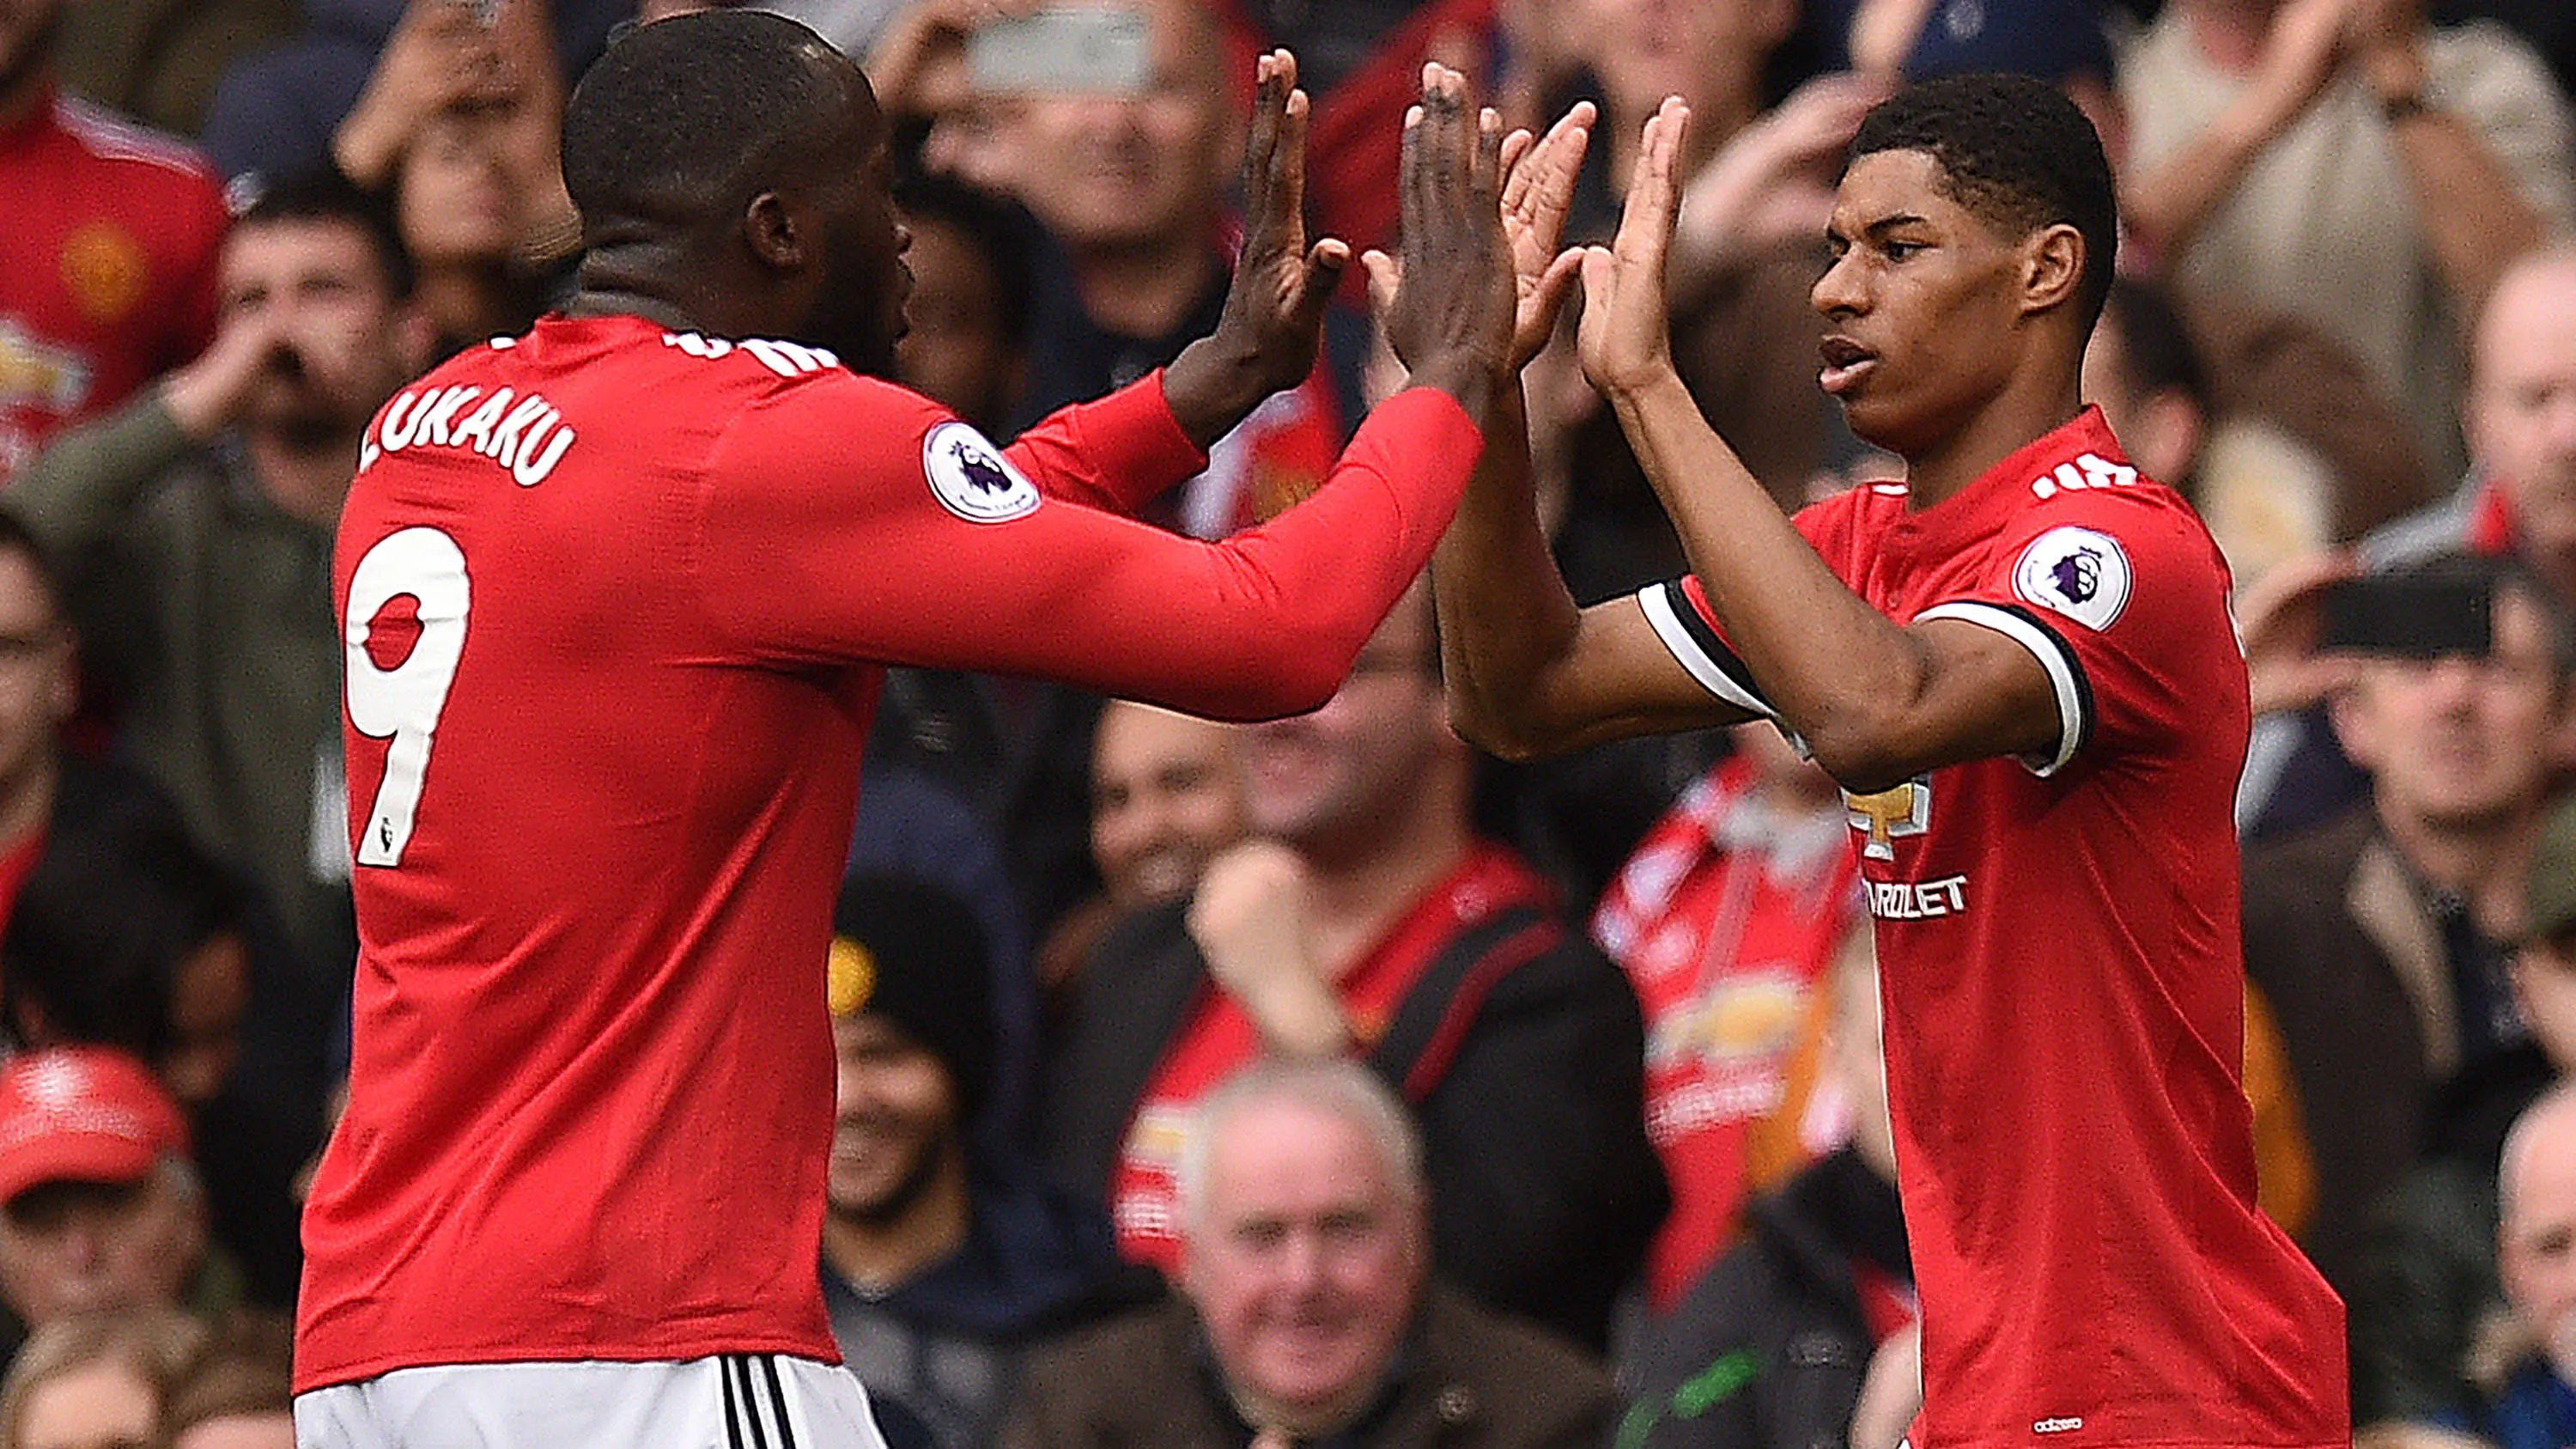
[1850,72,2118,333]
[561,9,850,237]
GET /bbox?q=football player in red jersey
[295,11,1516,1447]
[1432,75,2349,1449]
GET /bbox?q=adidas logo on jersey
[662,332,840,378]
[2028,453,2136,500]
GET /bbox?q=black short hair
[561,9,848,236]
[1850,71,2117,332]
[234,171,415,301]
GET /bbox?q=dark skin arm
[1418,102,1759,758]
[1579,100,2061,790]
[1162,51,1352,449]
[1439,100,2061,790]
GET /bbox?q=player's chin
[1834,393,1929,460]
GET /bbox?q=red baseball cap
[0,1048,188,1207]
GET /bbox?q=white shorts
[295,1354,888,1449]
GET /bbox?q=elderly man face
[1178,1087,1427,1434]
[2502,1088,2576,1380]
[2469,252,2576,599]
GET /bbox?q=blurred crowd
[0,0,2573,1443]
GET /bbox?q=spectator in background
[2086,277,2270,581]
[161,1313,295,1449]
[890,171,1035,437]
[2089,272,2432,594]
[1615,927,1911,1449]
[2349,786,2576,1439]
[2233,246,2576,843]
[197,0,629,193]
[997,0,1345,539]
[2,789,314,1311]
[1588,720,1858,1312]
[2369,245,2576,604]
[52,0,297,138]
[0,515,75,917]
[2427,1079,2576,1449]
[2243,551,2576,1294]
[1565,0,1862,506]
[0,0,227,480]
[2118,0,2575,484]
[853,168,1103,990]
[0,1305,205,1449]
[1043,581,1665,1352]
[821,875,1127,1449]
[389,107,565,359]
[1009,1057,1618,1449]
[1086,704,1249,923]
[6,173,433,1014]
[1036,700,1248,1007]
[0,1050,228,1349]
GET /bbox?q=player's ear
[2020,222,2084,319]
[744,192,810,273]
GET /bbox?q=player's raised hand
[1579,95,1688,399]
[1222,51,1349,390]
[1368,65,1515,404]
[1499,101,1593,369]
[1368,100,1589,372]
[1166,51,1350,446]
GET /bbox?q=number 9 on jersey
[345,527,471,868]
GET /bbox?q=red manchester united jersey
[298,314,1481,1391]
[1641,410,2346,1449]
[0,86,224,478]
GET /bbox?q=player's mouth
[1819,336,1875,396]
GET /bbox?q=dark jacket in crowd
[1616,1147,1911,1449]
[824,1156,1135,1449]
[1005,1286,1615,1449]
[2348,1045,2555,1427]
[2241,803,2524,1293]
[1041,889,1665,1353]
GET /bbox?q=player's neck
[1071,234,1220,341]
[821,1150,973,1295]
[1901,368,2085,512]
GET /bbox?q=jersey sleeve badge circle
[922,421,1041,523]
[2012,525,2132,632]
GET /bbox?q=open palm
[1578,97,1689,397]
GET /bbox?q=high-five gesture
[1498,101,1594,369]
[1167,50,1352,447]
[1375,99,1590,370]
[1579,97,1690,399]
[1370,64,1516,412]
